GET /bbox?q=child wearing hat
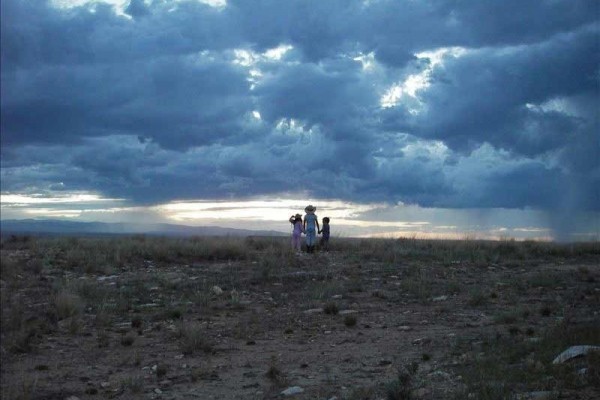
[303,205,320,253]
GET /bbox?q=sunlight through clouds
[51,0,227,12]
[1,193,122,205]
[155,198,378,222]
[233,44,294,89]
[1,192,127,219]
[380,46,469,111]
[353,52,376,71]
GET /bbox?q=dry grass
[177,321,213,355]
[0,234,598,399]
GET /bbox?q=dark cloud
[408,26,599,152]
[439,0,599,46]
[125,0,150,18]
[1,0,598,220]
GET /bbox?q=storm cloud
[1,0,598,221]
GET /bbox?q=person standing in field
[303,205,320,254]
[319,217,330,251]
[289,213,304,252]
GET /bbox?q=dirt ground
[1,238,599,399]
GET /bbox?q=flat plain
[1,235,599,399]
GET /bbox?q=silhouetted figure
[289,213,303,252]
[303,205,320,253]
[319,217,330,251]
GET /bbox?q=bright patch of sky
[525,97,584,118]
[1,192,125,219]
[51,0,226,12]
[353,52,376,71]
[275,118,313,135]
[1,193,122,205]
[233,44,294,89]
[380,47,468,112]
[1,190,580,241]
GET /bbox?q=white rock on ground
[552,345,600,364]
[281,386,304,396]
[212,285,223,295]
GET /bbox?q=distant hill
[0,219,287,237]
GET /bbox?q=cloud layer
[2,0,599,217]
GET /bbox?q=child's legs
[292,234,301,250]
[306,229,316,251]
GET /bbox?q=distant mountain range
[0,219,287,237]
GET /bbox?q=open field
[1,235,599,399]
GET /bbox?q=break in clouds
[1,1,599,222]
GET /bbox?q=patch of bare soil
[1,238,599,400]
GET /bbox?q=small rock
[281,386,304,396]
[339,310,357,315]
[432,295,448,302]
[212,286,223,295]
[429,370,451,381]
[100,382,110,388]
[398,325,411,331]
[515,391,557,400]
[154,388,162,394]
[97,275,118,282]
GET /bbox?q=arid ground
[1,235,599,399]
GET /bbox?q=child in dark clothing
[319,217,330,251]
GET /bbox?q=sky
[1,0,599,241]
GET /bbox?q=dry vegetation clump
[52,289,83,320]
[344,314,358,327]
[385,362,419,400]
[177,321,214,355]
[1,234,598,399]
[323,301,339,315]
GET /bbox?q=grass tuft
[178,321,213,355]
[324,302,339,315]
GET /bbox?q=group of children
[288,204,330,253]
